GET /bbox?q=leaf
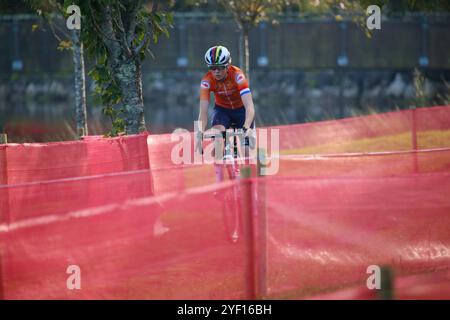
[92,94,103,106]
[57,40,73,51]
[166,13,174,26]
[162,27,170,39]
[147,48,155,60]
[98,53,107,65]
[102,106,114,116]
[153,12,162,23]
[88,69,100,81]
[31,24,39,32]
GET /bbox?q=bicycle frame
[203,128,245,159]
[202,126,244,243]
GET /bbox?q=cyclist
[195,45,256,182]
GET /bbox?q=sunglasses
[208,65,227,71]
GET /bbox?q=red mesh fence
[147,105,450,194]
[0,170,154,223]
[259,173,450,298]
[0,182,250,299]
[306,269,450,300]
[274,105,450,152]
[277,148,450,178]
[147,133,191,194]
[0,133,150,185]
[0,106,449,299]
[1,171,448,299]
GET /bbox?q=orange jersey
[199,65,251,109]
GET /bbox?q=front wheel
[221,183,242,243]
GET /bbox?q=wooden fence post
[410,107,419,173]
[0,134,7,144]
[0,133,7,300]
[241,166,256,300]
[256,148,268,299]
[378,266,395,300]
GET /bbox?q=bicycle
[201,123,247,243]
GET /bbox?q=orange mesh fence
[0,133,150,185]
[0,106,449,299]
[274,105,450,152]
[147,133,191,194]
[258,173,450,298]
[277,148,450,178]
[306,269,450,300]
[0,182,250,299]
[1,171,449,299]
[147,106,450,195]
[0,170,154,223]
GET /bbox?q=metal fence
[1,12,450,76]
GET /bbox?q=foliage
[77,0,173,135]
[217,0,292,30]
[172,0,450,13]
[413,68,427,107]
[25,0,173,136]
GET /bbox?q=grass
[157,129,450,191]
[280,130,450,155]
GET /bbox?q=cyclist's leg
[232,107,258,207]
[231,107,256,161]
[211,105,231,183]
[212,125,225,183]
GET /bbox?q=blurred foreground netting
[0,106,449,299]
[262,173,450,298]
[0,182,250,299]
[1,172,449,299]
[147,105,450,194]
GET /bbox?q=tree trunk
[238,32,244,71]
[241,28,251,83]
[98,6,146,135]
[338,69,344,118]
[114,58,146,134]
[240,26,263,126]
[71,29,88,138]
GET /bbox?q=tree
[78,0,173,135]
[220,0,450,80]
[27,0,88,138]
[217,0,290,84]
[28,0,173,136]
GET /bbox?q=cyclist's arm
[198,99,209,132]
[241,93,255,129]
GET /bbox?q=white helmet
[204,45,231,67]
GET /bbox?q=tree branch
[89,2,121,52]
[112,3,132,57]
[134,22,151,56]
[47,19,63,42]
[126,0,142,46]
[113,4,126,34]
[133,1,158,56]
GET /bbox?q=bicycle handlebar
[200,128,256,150]
[202,129,246,140]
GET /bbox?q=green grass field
[280,130,450,155]
[168,129,450,191]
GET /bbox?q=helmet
[204,45,231,67]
